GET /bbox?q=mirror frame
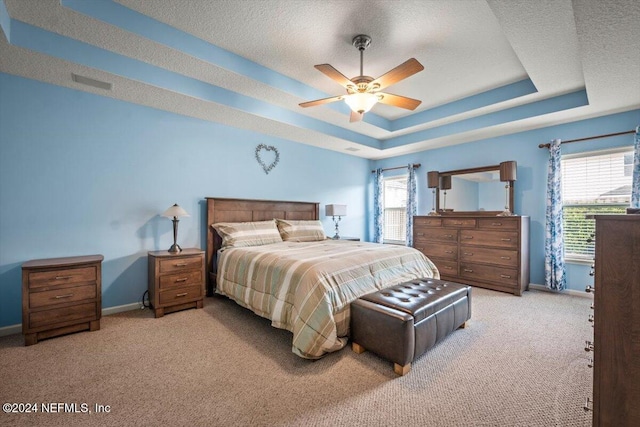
[434,164,514,216]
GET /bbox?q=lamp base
[168,243,183,253]
[427,210,440,216]
[497,210,515,217]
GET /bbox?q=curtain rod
[371,163,420,173]
[538,130,636,149]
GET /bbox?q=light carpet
[0,288,593,426]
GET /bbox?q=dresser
[22,255,103,346]
[413,215,530,295]
[588,215,640,426]
[148,248,205,318]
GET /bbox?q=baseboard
[529,283,593,298]
[0,302,143,338]
[0,324,21,337]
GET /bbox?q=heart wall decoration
[255,144,280,175]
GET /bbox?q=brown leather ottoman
[351,278,471,375]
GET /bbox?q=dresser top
[22,254,104,269]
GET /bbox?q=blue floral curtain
[545,139,566,291]
[373,168,384,243]
[632,126,640,208]
[405,164,417,246]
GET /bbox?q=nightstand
[147,248,205,318]
[22,254,103,346]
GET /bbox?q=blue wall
[0,73,371,328]
[373,108,640,291]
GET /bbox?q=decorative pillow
[275,219,326,242]
[212,220,282,248]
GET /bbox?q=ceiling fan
[299,35,424,122]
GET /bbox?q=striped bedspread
[216,240,439,359]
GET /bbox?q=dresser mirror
[434,164,514,216]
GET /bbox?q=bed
[206,197,439,359]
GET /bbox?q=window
[562,147,633,260]
[383,175,407,244]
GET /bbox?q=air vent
[71,73,112,90]
[345,147,360,152]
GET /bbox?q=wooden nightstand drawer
[29,302,97,329]
[159,257,202,274]
[159,285,202,305]
[28,266,97,289]
[159,270,203,289]
[415,228,457,243]
[29,283,97,309]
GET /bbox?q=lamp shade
[499,161,517,182]
[440,175,452,190]
[162,203,190,218]
[325,204,347,217]
[427,171,439,188]
[344,93,378,114]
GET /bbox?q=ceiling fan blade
[377,92,422,110]
[299,95,344,108]
[350,110,363,122]
[314,64,354,89]
[370,58,424,91]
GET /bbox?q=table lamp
[162,203,190,253]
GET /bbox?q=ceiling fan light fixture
[344,92,378,114]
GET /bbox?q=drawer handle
[174,263,188,267]
[443,266,453,270]
[463,252,473,256]
[500,238,512,242]
[500,256,511,260]
[444,234,454,238]
[463,268,473,273]
[462,236,473,240]
[500,274,511,279]
[453,222,463,225]
[491,222,502,226]
[416,247,424,251]
[176,292,188,297]
[175,278,188,282]
[445,250,454,254]
[54,276,72,280]
[417,232,424,236]
[55,293,74,299]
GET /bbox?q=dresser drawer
[478,218,519,230]
[28,266,97,289]
[460,247,518,267]
[414,217,442,227]
[29,302,97,329]
[159,256,202,274]
[415,242,458,260]
[443,218,477,228]
[460,263,518,286]
[433,260,458,276]
[159,270,203,289]
[415,228,457,243]
[159,284,202,305]
[29,284,97,309]
[459,230,519,249]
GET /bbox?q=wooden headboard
[205,197,319,295]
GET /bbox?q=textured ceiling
[1,0,638,159]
